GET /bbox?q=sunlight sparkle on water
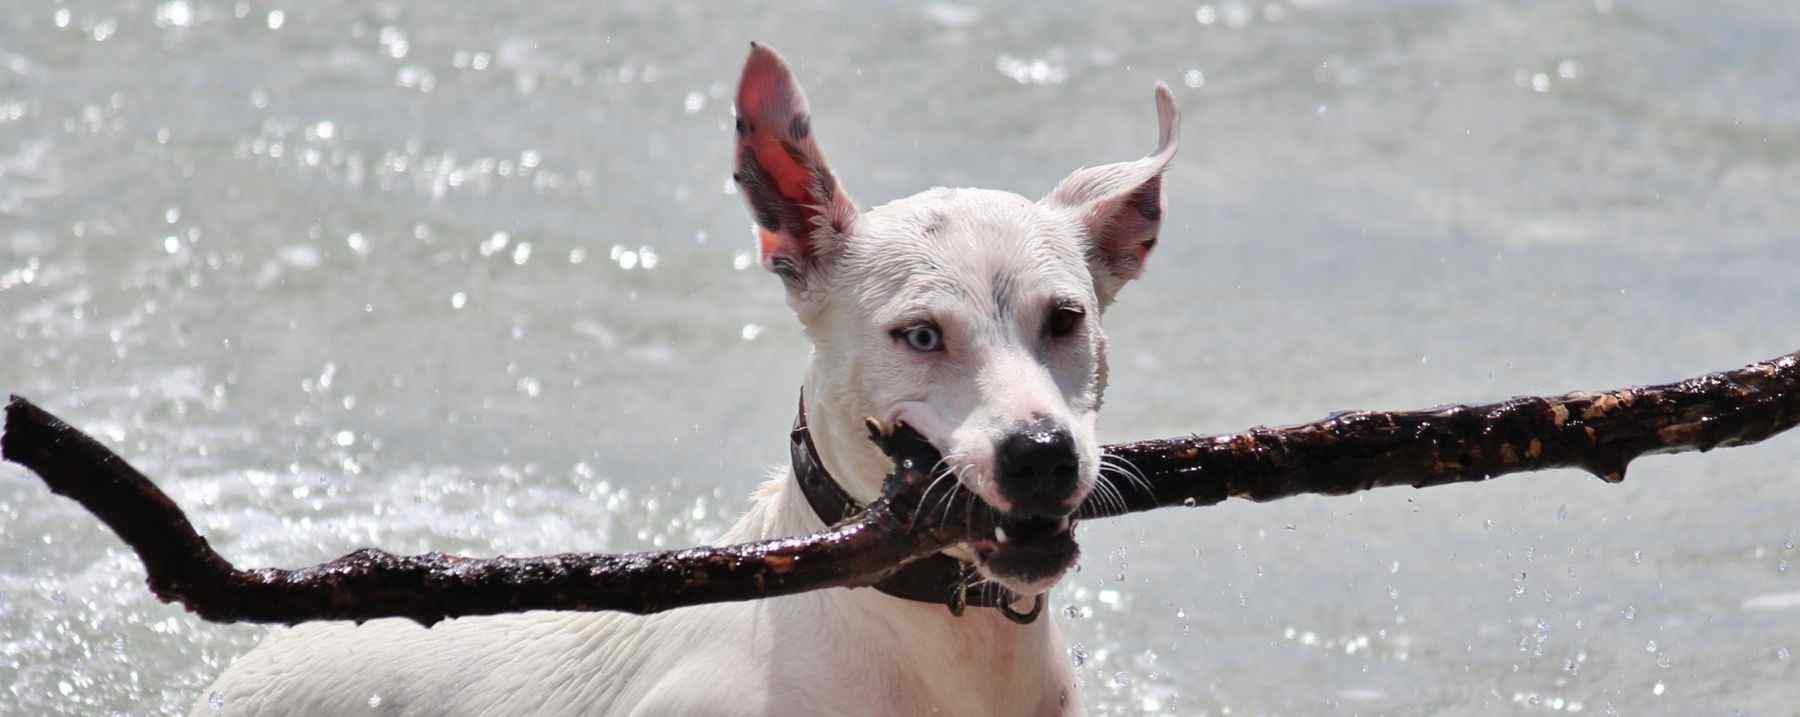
[154,1,194,28]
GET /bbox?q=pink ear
[733,43,857,286]
[1042,83,1180,303]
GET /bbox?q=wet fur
[195,43,1176,716]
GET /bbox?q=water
[2,1,1797,714]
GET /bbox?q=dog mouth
[877,414,1082,594]
[967,513,1080,589]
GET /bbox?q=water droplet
[1621,605,1635,620]
[378,26,409,59]
[741,324,765,341]
[209,691,225,711]
[368,694,382,707]
[1776,647,1790,661]
[266,9,285,29]
[450,291,467,309]
[614,246,639,270]
[1651,681,1665,696]
[1181,497,1197,507]
[1069,644,1089,667]
[1183,69,1205,88]
[479,232,511,257]
[334,430,356,447]
[994,54,1068,86]
[683,92,706,114]
[58,680,74,697]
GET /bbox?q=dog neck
[798,381,892,506]
[652,379,1077,714]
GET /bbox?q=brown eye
[1047,306,1084,338]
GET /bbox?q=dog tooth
[995,526,1008,543]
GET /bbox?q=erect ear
[1041,83,1180,306]
[733,43,857,294]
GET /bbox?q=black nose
[994,416,1079,517]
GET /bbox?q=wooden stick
[1087,349,1800,515]
[4,349,1796,626]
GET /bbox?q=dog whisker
[939,464,971,531]
[916,468,957,520]
[1088,469,1128,518]
[1100,452,1154,497]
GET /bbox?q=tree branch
[1087,349,1800,515]
[4,349,1797,626]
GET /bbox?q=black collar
[790,393,1043,624]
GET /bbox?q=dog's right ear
[733,43,857,298]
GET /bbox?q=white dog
[197,43,1178,716]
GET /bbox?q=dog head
[734,44,1177,596]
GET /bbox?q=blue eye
[898,324,943,353]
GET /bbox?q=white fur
[192,470,1077,716]
[196,44,1178,716]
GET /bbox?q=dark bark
[1086,349,1800,515]
[4,349,1797,626]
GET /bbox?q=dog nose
[994,416,1079,517]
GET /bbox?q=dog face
[734,44,1177,596]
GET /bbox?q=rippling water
[2,1,1798,714]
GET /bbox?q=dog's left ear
[1042,83,1180,306]
[733,43,858,300]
